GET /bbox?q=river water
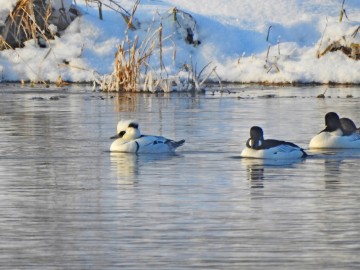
[0,84,360,269]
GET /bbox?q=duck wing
[263,139,307,157]
[346,132,360,142]
[262,139,300,150]
[135,135,185,153]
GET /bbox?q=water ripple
[1,85,360,269]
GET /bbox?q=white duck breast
[240,143,306,160]
[309,131,360,149]
[110,139,140,152]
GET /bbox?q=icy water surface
[1,84,360,269]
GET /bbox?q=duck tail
[301,149,308,158]
[169,139,185,149]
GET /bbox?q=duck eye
[119,131,126,138]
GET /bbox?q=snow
[1,0,360,87]
[0,0,17,21]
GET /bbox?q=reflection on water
[241,158,305,189]
[1,85,360,269]
[309,148,360,189]
[110,152,179,186]
[324,159,342,188]
[110,152,141,184]
[247,164,264,188]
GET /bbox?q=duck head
[110,120,141,141]
[247,126,264,149]
[123,122,141,141]
[324,112,343,133]
[340,117,357,134]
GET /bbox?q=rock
[30,97,45,101]
[0,0,79,50]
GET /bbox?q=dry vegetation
[0,0,79,84]
[1,0,60,50]
[317,36,360,60]
[0,1,217,91]
[100,1,216,92]
[99,0,165,92]
[316,0,360,60]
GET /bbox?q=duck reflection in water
[110,152,178,186]
[241,158,304,189]
[309,148,360,189]
[324,158,342,189]
[320,148,358,189]
[247,164,264,189]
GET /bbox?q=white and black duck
[241,126,307,160]
[110,120,185,153]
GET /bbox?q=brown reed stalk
[102,17,166,92]
[5,0,53,48]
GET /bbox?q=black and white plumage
[309,112,360,149]
[110,120,185,153]
[240,126,307,159]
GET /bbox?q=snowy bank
[1,0,360,89]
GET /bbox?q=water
[1,84,360,269]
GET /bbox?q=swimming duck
[309,112,360,149]
[240,126,307,159]
[110,120,185,153]
[340,117,360,134]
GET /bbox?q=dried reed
[84,0,138,29]
[180,61,222,92]
[339,0,347,22]
[101,0,174,92]
[264,25,280,73]
[101,27,162,92]
[5,0,53,48]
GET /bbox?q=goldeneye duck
[340,117,360,134]
[240,126,307,160]
[309,112,360,149]
[110,120,185,153]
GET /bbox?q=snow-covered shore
[1,0,360,88]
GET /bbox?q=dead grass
[2,1,217,90]
[100,2,218,92]
[101,28,163,91]
[101,0,171,92]
[317,25,360,60]
[5,0,53,48]
[84,0,138,29]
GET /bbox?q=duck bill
[110,134,120,139]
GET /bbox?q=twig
[339,0,345,22]
[317,17,328,58]
[266,25,272,42]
